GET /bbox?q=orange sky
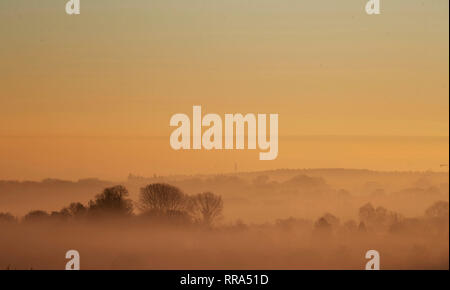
[0,0,448,180]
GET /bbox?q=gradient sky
[0,0,448,180]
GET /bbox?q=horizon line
[0,134,448,139]
[1,167,448,183]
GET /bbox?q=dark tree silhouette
[313,213,338,236]
[358,221,367,232]
[321,213,340,228]
[314,217,332,235]
[359,203,376,222]
[139,183,189,216]
[0,212,16,223]
[50,210,71,221]
[62,202,87,218]
[192,192,223,226]
[88,185,133,216]
[23,210,50,222]
[425,201,449,219]
[359,202,402,229]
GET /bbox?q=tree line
[0,183,223,226]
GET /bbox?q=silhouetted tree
[359,203,376,222]
[0,212,16,223]
[192,192,223,226]
[62,202,87,218]
[321,213,340,228]
[88,185,133,216]
[425,201,449,219]
[23,210,50,222]
[315,217,331,228]
[358,221,367,232]
[139,183,188,216]
[313,217,332,236]
[50,210,71,221]
[359,202,402,230]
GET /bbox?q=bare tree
[192,192,223,226]
[139,183,188,216]
[88,185,133,216]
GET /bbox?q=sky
[0,0,448,180]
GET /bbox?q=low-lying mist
[0,169,448,269]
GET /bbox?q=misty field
[0,169,448,269]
